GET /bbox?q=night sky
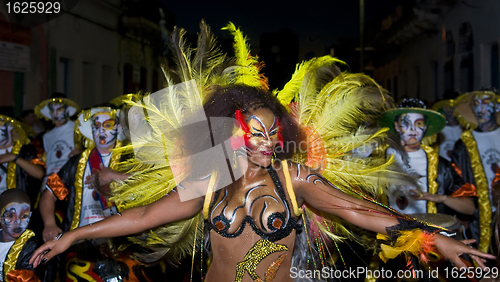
[159,0,400,53]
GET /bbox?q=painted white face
[92,113,119,150]
[1,202,31,240]
[396,113,427,145]
[49,102,69,123]
[0,121,12,147]
[473,93,497,124]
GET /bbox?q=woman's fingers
[30,242,56,267]
[470,254,488,270]
[467,247,496,260]
[460,239,476,245]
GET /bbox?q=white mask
[395,113,427,146]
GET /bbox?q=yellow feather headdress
[110,21,271,264]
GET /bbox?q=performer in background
[379,98,475,216]
[34,97,80,181]
[452,89,500,253]
[0,189,45,282]
[432,96,463,162]
[0,115,44,205]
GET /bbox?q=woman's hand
[433,234,496,270]
[30,231,75,268]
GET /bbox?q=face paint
[0,202,31,241]
[49,102,69,123]
[0,121,12,147]
[396,113,427,146]
[242,108,280,168]
[473,93,497,125]
[92,113,119,150]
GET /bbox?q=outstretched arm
[291,163,495,268]
[293,165,399,234]
[30,190,204,267]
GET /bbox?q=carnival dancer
[379,98,476,216]
[30,84,496,282]
[452,89,500,253]
[34,97,80,181]
[0,189,43,282]
[432,97,464,162]
[0,115,44,205]
[30,22,496,282]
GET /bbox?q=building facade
[365,0,500,103]
[0,0,172,116]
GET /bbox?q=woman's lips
[261,150,273,156]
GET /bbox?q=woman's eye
[269,130,278,136]
[252,132,264,137]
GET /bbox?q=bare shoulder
[278,161,325,189]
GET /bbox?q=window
[492,44,499,90]
[444,60,454,94]
[82,62,97,108]
[57,58,74,99]
[460,54,474,92]
[446,31,455,57]
[459,22,473,53]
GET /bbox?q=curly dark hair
[203,84,305,160]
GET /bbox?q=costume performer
[0,189,43,282]
[30,22,495,282]
[379,98,476,215]
[432,98,464,162]
[34,98,80,180]
[0,115,44,205]
[452,90,500,253]
[38,106,147,281]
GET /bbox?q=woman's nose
[262,139,272,147]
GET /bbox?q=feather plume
[222,22,268,89]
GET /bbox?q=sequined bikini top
[207,165,300,242]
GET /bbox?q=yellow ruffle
[462,130,491,253]
[7,141,23,189]
[3,229,35,281]
[421,145,439,213]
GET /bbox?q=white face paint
[1,202,31,241]
[48,102,69,123]
[396,113,427,146]
[92,113,119,150]
[473,93,497,124]
[0,121,12,147]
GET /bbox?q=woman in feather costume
[30,22,495,281]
